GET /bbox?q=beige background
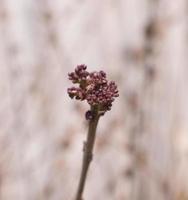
[0,0,188,199]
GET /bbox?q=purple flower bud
[99,70,106,78]
[85,110,95,120]
[67,64,119,117]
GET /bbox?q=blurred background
[0,0,188,199]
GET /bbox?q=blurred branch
[75,114,100,200]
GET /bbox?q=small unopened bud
[85,110,95,120]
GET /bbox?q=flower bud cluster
[67,64,119,119]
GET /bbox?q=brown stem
[75,113,100,200]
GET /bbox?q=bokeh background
[0,0,188,199]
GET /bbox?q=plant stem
[75,113,100,200]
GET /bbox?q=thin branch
[67,65,119,200]
[75,113,100,200]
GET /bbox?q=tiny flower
[67,87,85,100]
[68,64,89,84]
[67,64,119,119]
